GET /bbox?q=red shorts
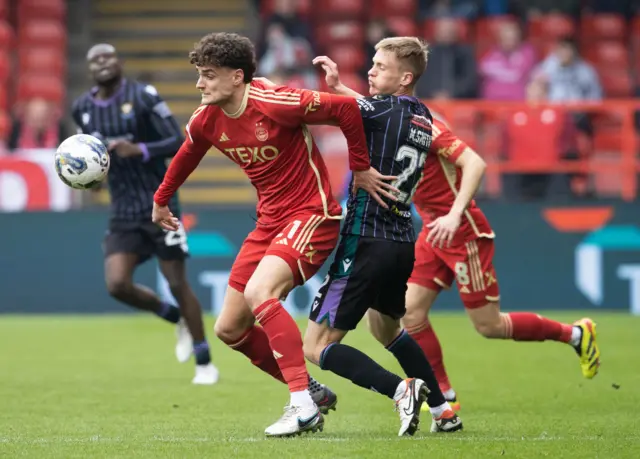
[229,213,340,292]
[408,227,500,309]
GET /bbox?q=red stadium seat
[371,0,417,17]
[583,41,628,70]
[315,21,364,48]
[0,89,7,112]
[18,47,67,77]
[0,50,10,83]
[386,17,418,37]
[599,71,632,98]
[475,15,517,42]
[0,20,13,49]
[632,16,640,43]
[328,44,365,72]
[18,0,66,22]
[422,18,471,43]
[0,110,9,141]
[19,19,66,49]
[0,0,8,20]
[581,14,626,42]
[17,74,65,103]
[337,72,368,95]
[316,0,364,18]
[528,14,576,41]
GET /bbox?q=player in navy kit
[303,37,462,436]
[72,44,218,385]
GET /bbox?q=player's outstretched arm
[153,110,212,230]
[313,56,364,98]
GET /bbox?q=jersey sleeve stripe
[248,94,300,105]
[249,88,301,101]
[250,86,301,97]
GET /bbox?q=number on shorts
[287,220,302,239]
[164,224,189,253]
[454,262,470,286]
[392,145,427,205]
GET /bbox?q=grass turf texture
[1,313,638,458]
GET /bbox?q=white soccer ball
[54,134,110,189]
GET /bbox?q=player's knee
[473,319,502,338]
[105,277,132,300]
[402,302,430,329]
[243,282,278,310]
[213,319,248,345]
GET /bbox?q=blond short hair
[375,37,430,86]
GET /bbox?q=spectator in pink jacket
[479,21,537,100]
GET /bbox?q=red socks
[253,299,308,392]
[407,322,452,393]
[505,312,573,342]
[228,325,285,383]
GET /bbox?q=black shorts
[103,221,189,265]
[308,235,415,331]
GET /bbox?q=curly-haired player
[152,33,397,437]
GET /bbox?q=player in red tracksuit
[152,32,397,437]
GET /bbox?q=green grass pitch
[1,313,639,458]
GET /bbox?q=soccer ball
[54,134,110,189]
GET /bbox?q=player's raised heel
[431,410,463,433]
[395,378,429,436]
[312,386,338,415]
[265,405,324,437]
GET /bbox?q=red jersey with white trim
[154,80,370,226]
[413,119,494,244]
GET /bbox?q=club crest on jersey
[255,122,269,142]
[121,102,134,119]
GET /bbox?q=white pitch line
[0,434,620,445]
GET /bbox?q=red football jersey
[154,80,370,226]
[413,119,494,244]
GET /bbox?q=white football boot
[192,363,219,385]
[264,404,324,437]
[394,378,429,436]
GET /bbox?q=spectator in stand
[258,21,318,89]
[533,36,601,102]
[510,0,581,19]
[420,0,480,19]
[503,79,579,200]
[257,0,315,60]
[533,36,601,135]
[415,18,478,99]
[479,21,537,100]
[8,98,66,151]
